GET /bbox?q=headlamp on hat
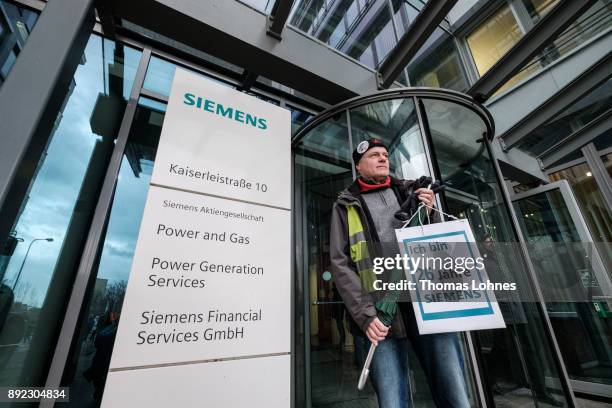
[352,138,388,166]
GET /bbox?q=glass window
[407,30,469,91]
[142,55,232,97]
[392,0,419,38]
[289,0,399,69]
[349,98,430,180]
[0,35,141,390]
[549,162,612,242]
[513,185,612,388]
[294,112,359,408]
[603,152,612,178]
[0,48,16,79]
[544,1,612,66]
[0,1,39,86]
[60,98,166,406]
[288,104,314,136]
[522,0,559,22]
[516,77,612,156]
[594,130,612,151]
[466,4,524,77]
[498,0,611,95]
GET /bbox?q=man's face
[356,146,389,180]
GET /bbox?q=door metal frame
[484,135,578,408]
[510,179,612,398]
[510,179,612,296]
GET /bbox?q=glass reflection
[143,55,232,97]
[0,0,39,87]
[349,98,429,181]
[549,162,612,243]
[528,0,612,68]
[466,4,523,77]
[514,185,612,389]
[0,35,141,398]
[289,0,398,69]
[294,112,371,407]
[288,104,314,136]
[407,30,469,92]
[516,78,612,156]
[422,98,570,407]
[61,98,166,407]
[465,3,535,94]
[350,97,480,407]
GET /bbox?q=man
[330,138,470,408]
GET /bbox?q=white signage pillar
[100,68,292,407]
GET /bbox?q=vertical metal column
[40,48,152,407]
[347,108,356,180]
[0,0,96,246]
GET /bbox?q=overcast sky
[3,36,148,308]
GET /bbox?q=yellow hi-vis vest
[346,205,377,293]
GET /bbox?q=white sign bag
[395,215,506,335]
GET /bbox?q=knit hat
[352,138,388,166]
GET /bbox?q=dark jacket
[329,177,441,338]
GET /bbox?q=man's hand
[415,188,435,214]
[366,318,389,345]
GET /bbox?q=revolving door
[292,89,575,407]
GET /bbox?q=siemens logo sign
[183,93,268,130]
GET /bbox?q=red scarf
[358,176,391,192]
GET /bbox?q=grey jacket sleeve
[329,203,377,334]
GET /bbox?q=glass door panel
[295,111,373,407]
[349,97,479,407]
[421,98,571,407]
[512,180,612,398]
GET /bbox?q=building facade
[0,0,610,407]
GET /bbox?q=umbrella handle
[357,342,377,390]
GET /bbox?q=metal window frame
[267,0,295,40]
[376,0,458,89]
[507,0,534,34]
[582,143,612,212]
[4,0,45,12]
[510,179,612,296]
[110,0,381,104]
[95,21,328,114]
[540,108,612,169]
[467,0,598,102]
[499,51,612,151]
[452,0,515,88]
[546,145,612,175]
